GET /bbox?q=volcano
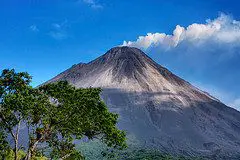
[45,46,240,158]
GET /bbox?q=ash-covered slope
[46,46,240,158]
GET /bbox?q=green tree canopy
[0,69,50,160]
[0,69,126,160]
[39,81,127,159]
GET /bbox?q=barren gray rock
[45,46,240,159]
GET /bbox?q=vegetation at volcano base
[0,69,126,160]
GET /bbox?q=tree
[0,69,51,160]
[39,81,127,159]
[0,69,126,160]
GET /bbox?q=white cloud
[29,25,39,32]
[122,14,240,50]
[49,21,69,40]
[52,23,61,30]
[82,0,103,9]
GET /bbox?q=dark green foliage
[0,69,51,160]
[0,131,10,159]
[0,69,126,160]
[39,81,127,158]
[103,148,204,160]
[122,149,172,160]
[77,139,203,160]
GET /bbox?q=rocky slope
[45,46,240,158]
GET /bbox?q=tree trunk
[14,121,20,160]
[59,153,71,160]
[25,139,40,160]
[26,149,32,160]
[1,115,19,160]
[14,142,18,160]
[10,131,18,160]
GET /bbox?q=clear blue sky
[0,0,240,109]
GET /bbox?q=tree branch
[25,135,44,160]
[59,153,72,160]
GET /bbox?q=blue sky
[0,0,240,109]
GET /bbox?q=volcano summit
[45,46,240,158]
